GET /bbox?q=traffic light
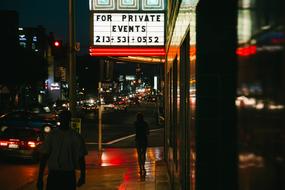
[53,40,61,47]
[51,40,65,58]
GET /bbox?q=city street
[82,102,163,147]
[0,103,164,190]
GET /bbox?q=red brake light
[0,141,8,146]
[27,141,36,148]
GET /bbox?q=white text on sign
[93,13,164,46]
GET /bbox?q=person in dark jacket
[134,112,149,176]
[37,110,87,190]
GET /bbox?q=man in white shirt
[37,110,88,190]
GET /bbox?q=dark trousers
[46,170,76,190]
[136,144,147,171]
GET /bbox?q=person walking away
[134,112,149,176]
[37,110,88,190]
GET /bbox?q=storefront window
[237,0,285,189]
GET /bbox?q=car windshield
[0,128,41,140]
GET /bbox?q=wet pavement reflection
[0,158,38,190]
[84,147,168,190]
[238,151,285,190]
[22,146,170,190]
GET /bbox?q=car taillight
[0,141,8,146]
[27,141,36,148]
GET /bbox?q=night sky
[0,0,161,95]
[0,0,90,53]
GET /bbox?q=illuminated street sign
[50,83,60,90]
[93,13,164,46]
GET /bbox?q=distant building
[0,10,67,106]
[18,26,48,57]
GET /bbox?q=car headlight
[44,126,51,133]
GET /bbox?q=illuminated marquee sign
[93,13,164,46]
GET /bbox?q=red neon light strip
[89,47,165,56]
[90,52,166,56]
[89,48,165,52]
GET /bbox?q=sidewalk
[22,147,170,190]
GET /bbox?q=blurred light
[27,141,36,148]
[44,126,51,133]
[54,41,61,47]
[239,0,253,9]
[257,45,283,52]
[239,153,264,168]
[236,96,256,107]
[190,96,196,104]
[45,80,49,90]
[154,76,158,90]
[236,45,256,56]
[19,35,27,41]
[125,75,135,80]
[0,126,8,132]
[261,25,271,30]
[101,151,124,167]
[89,99,95,104]
[268,104,284,110]
[255,102,264,110]
[127,56,165,63]
[0,141,8,146]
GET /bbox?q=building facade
[165,0,284,189]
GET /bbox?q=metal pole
[98,82,102,154]
[68,0,76,117]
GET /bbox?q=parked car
[0,111,58,133]
[0,127,44,161]
[28,104,58,120]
